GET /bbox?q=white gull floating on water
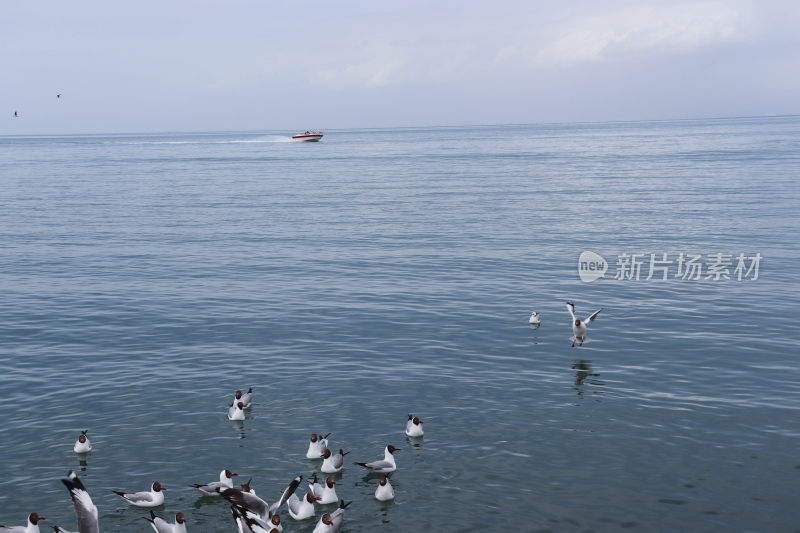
[306,432,330,459]
[309,474,338,504]
[192,469,238,496]
[354,445,400,473]
[145,511,186,533]
[374,475,395,501]
[112,481,165,508]
[0,513,46,533]
[312,500,351,533]
[320,448,348,473]
[73,430,91,453]
[405,414,424,437]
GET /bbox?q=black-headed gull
[113,481,165,507]
[192,469,237,496]
[60,471,99,533]
[305,433,330,459]
[320,448,348,473]
[374,475,395,501]
[309,474,337,504]
[232,388,253,409]
[528,311,541,325]
[73,430,91,453]
[287,492,320,520]
[230,505,273,533]
[0,513,45,533]
[228,402,246,421]
[566,301,602,347]
[145,511,186,533]
[223,475,300,521]
[405,414,424,437]
[311,500,351,533]
[355,445,400,473]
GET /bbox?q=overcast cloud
[2,0,798,134]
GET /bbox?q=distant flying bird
[13,111,18,117]
[57,94,61,98]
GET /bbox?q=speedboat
[292,130,323,142]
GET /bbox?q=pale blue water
[1,117,799,532]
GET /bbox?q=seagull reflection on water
[230,419,246,439]
[572,360,604,398]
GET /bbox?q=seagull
[230,505,274,533]
[566,301,602,347]
[222,475,300,521]
[320,448,348,473]
[309,474,337,504]
[113,481,165,507]
[528,311,541,325]
[354,445,400,473]
[228,402,246,421]
[0,513,45,533]
[73,430,91,453]
[311,500,351,533]
[60,471,99,533]
[232,388,253,409]
[306,432,330,459]
[192,469,238,496]
[374,475,395,501]
[405,414,424,437]
[287,492,320,520]
[145,511,186,533]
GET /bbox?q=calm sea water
[1,118,799,532]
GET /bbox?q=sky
[1,0,798,134]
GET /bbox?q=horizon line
[2,113,798,138]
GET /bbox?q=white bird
[228,402,246,421]
[528,311,541,325]
[374,475,394,501]
[566,301,603,347]
[60,470,99,533]
[192,469,238,496]
[222,475,300,522]
[230,505,277,533]
[309,474,337,505]
[405,414,424,437]
[112,481,165,507]
[73,430,91,453]
[305,432,330,459]
[354,445,400,473]
[287,492,320,520]
[311,500,351,533]
[145,511,187,533]
[0,513,45,533]
[232,388,253,409]
[320,448,348,473]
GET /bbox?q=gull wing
[62,471,100,533]
[269,475,301,517]
[221,488,269,520]
[566,301,577,321]
[586,308,603,324]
